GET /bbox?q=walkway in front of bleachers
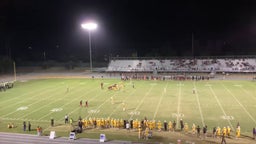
[0,132,133,144]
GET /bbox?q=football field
[0,78,256,141]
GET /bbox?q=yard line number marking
[2,84,64,118]
[37,80,89,120]
[108,86,138,118]
[209,86,234,130]
[129,85,154,120]
[153,82,168,120]
[222,83,256,125]
[16,106,28,111]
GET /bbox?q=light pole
[81,22,97,72]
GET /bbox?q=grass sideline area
[0,76,256,143]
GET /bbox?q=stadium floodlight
[81,23,98,30]
[81,22,97,72]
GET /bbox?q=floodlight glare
[81,23,97,30]
[81,22,98,72]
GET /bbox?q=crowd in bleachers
[120,73,210,81]
[107,58,256,72]
[0,81,14,92]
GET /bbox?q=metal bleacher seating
[107,57,256,73]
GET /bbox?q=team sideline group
[65,114,243,142]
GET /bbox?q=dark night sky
[1,0,256,62]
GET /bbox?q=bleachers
[107,58,256,72]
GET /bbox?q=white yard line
[1,85,64,118]
[38,84,98,121]
[83,85,127,119]
[193,82,205,126]
[0,82,52,105]
[129,85,154,120]
[20,86,82,120]
[176,82,182,128]
[0,84,62,111]
[66,86,108,117]
[88,87,128,119]
[221,83,256,125]
[209,86,234,130]
[239,86,256,101]
[85,95,112,119]
[20,81,90,120]
[153,82,168,120]
[108,88,138,118]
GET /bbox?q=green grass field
[1,78,256,143]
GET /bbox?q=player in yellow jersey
[133,119,137,130]
[120,118,124,128]
[116,119,120,128]
[216,126,221,138]
[113,119,117,128]
[145,127,149,140]
[157,120,162,131]
[97,118,101,128]
[227,126,231,137]
[152,120,156,130]
[110,96,114,104]
[222,127,227,136]
[236,127,240,139]
[105,118,108,128]
[145,120,149,128]
[184,123,189,133]
[192,123,196,134]
[138,124,142,139]
[149,121,153,130]
[101,118,105,128]
[168,120,173,132]
[110,118,114,128]
[7,123,12,128]
[122,102,126,111]
[82,119,88,128]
